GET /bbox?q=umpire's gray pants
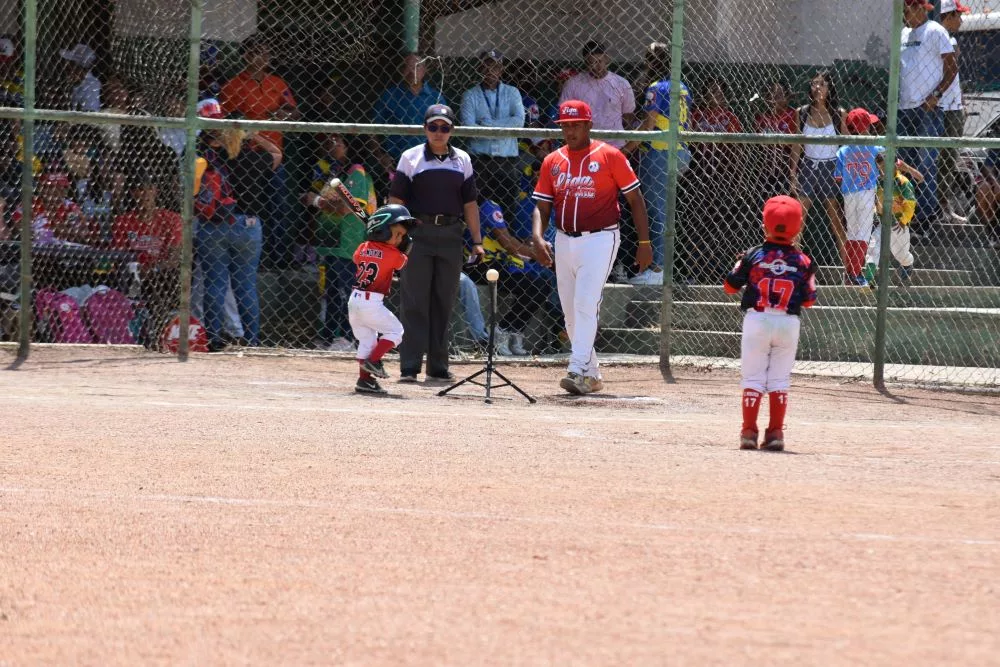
[399,223,465,377]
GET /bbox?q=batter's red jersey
[352,240,408,295]
[532,140,640,233]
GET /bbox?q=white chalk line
[2,486,997,548]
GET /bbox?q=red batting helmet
[762,195,803,244]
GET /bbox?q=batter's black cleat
[355,377,388,395]
[362,359,389,379]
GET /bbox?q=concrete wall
[434,0,895,66]
[115,0,257,41]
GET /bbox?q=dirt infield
[2,347,998,666]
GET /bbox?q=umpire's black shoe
[362,359,389,379]
[355,377,388,395]
[426,371,455,383]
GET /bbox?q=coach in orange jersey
[532,100,651,395]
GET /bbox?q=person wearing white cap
[60,43,100,112]
[898,0,957,231]
[937,0,972,223]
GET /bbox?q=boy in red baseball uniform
[724,196,817,451]
[349,204,418,395]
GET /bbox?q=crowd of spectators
[1,0,997,349]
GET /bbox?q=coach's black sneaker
[362,359,389,379]
[426,371,456,383]
[399,373,418,383]
[356,377,388,395]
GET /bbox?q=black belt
[416,213,463,226]
[559,225,619,238]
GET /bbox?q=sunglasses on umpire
[425,122,452,133]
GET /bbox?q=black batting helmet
[366,204,418,243]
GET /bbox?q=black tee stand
[437,274,536,404]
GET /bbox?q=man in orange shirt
[532,100,651,395]
[220,35,300,269]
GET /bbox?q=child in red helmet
[723,196,818,451]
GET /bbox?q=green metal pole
[177,0,204,361]
[873,0,904,391]
[403,0,420,53]
[17,0,38,360]
[658,0,686,383]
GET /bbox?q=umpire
[389,104,485,382]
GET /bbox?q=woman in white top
[790,70,848,269]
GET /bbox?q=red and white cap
[845,107,880,134]
[555,100,592,124]
[41,171,71,187]
[940,0,970,13]
[903,0,934,10]
[196,98,224,119]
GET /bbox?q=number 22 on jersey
[756,277,794,311]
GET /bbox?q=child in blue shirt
[834,108,884,286]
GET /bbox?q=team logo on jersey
[645,90,655,102]
[587,161,600,173]
[492,209,504,223]
[550,164,561,177]
[555,173,595,189]
[760,258,798,276]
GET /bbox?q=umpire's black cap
[424,104,457,126]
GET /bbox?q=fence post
[404,0,420,54]
[658,0,686,383]
[177,0,204,361]
[17,0,38,359]
[873,0,904,391]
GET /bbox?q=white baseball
[486,268,500,282]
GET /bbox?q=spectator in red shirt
[12,170,89,245]
[221,35,300,270]
[688,79,745,280]
[113,172,183,323]
[112,175,182,270]
[753,80,796,206]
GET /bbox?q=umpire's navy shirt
[390,144,478,216]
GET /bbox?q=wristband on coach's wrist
[638,240,651,245]
[472,241,483,246]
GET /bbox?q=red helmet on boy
[762,195,803,244]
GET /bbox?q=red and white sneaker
[762,429,784,451]
[739,429,759,450]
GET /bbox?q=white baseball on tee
[900,19,954,110]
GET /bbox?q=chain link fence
[0,0,998,387]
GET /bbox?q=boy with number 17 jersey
[724,196,817,452]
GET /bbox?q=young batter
[349,204,417,395]
[724,196,817,451]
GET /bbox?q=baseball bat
[323,177,368,221]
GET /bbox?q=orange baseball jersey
[532,140,640,233]
[352,241,408,295]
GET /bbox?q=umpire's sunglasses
[425,122,452,133]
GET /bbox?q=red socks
[743,389,789,432]
[369,338,395,363]
[358,360,371,380]
[845,240,869,276]
[767,391,788,432]
[742,389,763,432]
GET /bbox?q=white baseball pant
[740,309,801,394]
[866,224,914,267]
[348,289,404,359]
[843,189,877,241]
[554,228,620,378]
